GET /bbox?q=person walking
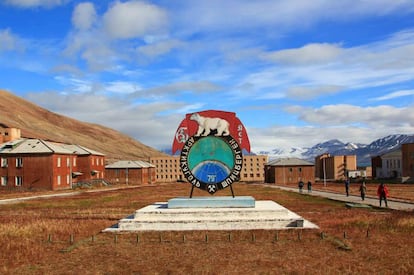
[345,179,350,196]
[377,183,389,207]
[359,181,367,201]
[298,180,304,193]
[307,181,312,193]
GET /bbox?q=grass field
[0,182,413,274]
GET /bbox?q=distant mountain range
[257,134,414,166]
[161,134,414,166]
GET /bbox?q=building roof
[106,160,155,169]
[381,149,401,158]
[0,138,104,156]
[60,144,105,156]
[267,157,314,166]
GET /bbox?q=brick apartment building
[0,130,105,190]
[105,160,156,185]
[402,143,414,182]
[149,155,268,183]
[315,153,357,181]
[372,143,414,182]
[264,158,315,184]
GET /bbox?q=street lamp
[323,157,326,187]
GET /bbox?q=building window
[67,174,70,185]
[57,157,61,167]
[1,157,7,167]
[73,158,77,167]
[15,176,22,186]
[57,175,61,185]
[66,157,70,167]
[298,167,302,172]
[1,176,7,186]
[16,158,23,168]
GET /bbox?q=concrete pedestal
[104,198,318,232]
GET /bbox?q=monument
[104,110,318,232]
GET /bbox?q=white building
[376,149,402,178]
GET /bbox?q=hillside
[0,90,167,161]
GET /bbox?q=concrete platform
[104,200,318,232]
[168,196,255,208]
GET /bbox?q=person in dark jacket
[344,179,350,196]
[307,181,312,193]
[298,180,304,193]
[359,181,367,201]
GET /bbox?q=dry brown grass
[0,183,413,274]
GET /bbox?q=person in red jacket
[377,183,389,207]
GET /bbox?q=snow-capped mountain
[260,134,414,166]
[161,134,414,166]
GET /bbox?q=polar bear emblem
[190,113,230,136]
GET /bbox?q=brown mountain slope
[0,90,167,161]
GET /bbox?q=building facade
[264,158,315,185]
[105,160,156,185]
[373,149,402,179]
[149,154,268,183]
[315,153,357,181]
[0,138,105,190]
[0,127,21,144]
[402,143,414,182]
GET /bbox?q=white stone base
[103,200,318,232]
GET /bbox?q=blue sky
[1,0,414,153]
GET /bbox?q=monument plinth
[104,200,317,232]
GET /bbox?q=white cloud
[72,2,97,31]
[174,0,414,35]
[264,43,343,65]
[130,81,222,98]
[4,0,66,8]
[103,1,168,39]
[285,104,414,127]
[0,29,20,51]
[372,90,414,101]
[137,39,183,58]
[105,81,141,94]
[285,85,343,100]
